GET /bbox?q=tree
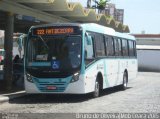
[92,0,110,13]
[98,0,108,10]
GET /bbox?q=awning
[0,0,130,33]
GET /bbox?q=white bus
[0,49,5,71]
[25,23,137,97]
[0,49,5,63]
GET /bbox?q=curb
[0,96,9,103]
[0,91,26,104]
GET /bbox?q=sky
[77,0,160,34]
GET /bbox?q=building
[105,3,116,18]
[105,3,124,24]
[134,34,160,45]
[115,9,124,24]
[133,34,160,72]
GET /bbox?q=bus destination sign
[32,27,75,36]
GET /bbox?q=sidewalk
[0,90,26,104]
[0,68,26,104]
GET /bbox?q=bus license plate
[46,86,57,90]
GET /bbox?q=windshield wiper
[38,35,49,49]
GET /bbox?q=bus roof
[30,23,115,36]
[31,23,81,29]
[81,23,135,40]
[115,32,136,40]
[30,23,135,40]
[81,23,115,36]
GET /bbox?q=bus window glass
[85,35,94,65]
[85,35,94,59]
[105,36,114,56]
[94,34,105,57]
[26,36,81,78]
[128,40,134,57]
[122,39,129,56]
[118,38,122,56]
[133,41,137,57]
[114,38,122,56]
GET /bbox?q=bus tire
[92,78,100,98]
[120,71,128,90]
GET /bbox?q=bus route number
[37,29,45,35]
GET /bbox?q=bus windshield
[26,35,81,78]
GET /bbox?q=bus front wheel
[92,79,100,98]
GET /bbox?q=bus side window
[128,40,134,57]
[114,38,119,56]
[133,41,137,57]
[105,36,114,56]
[85,34,94,65]
[122,39,129,57]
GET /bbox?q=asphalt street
[0,72,160,113]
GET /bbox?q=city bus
[25,23,137,97]
[0,49,5,71]
[0,48,5,63]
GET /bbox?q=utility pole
[3,12,14,91]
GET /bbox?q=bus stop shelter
[0,0,130,33]
[0,0,130,91]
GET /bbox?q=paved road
[0,72,160,113]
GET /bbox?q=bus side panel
[104,59,119,88]
[83,58,138,93]
[128,59,138,80]
[117,59,129,85]
[114,59,124,86]
[115,59,138,85]
[84,60,105,93]
[65,75,86,94]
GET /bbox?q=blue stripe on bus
[32,76,72,92]
[29,62,51,66]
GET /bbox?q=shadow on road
[9,86,132,104]
[100,86,132,97]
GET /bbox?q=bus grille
[33,77,71,92]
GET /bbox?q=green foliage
[98,0,108,10]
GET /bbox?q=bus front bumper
[25,75,86,94]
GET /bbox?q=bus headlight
[26,73,33,83]
[70,72,80,83]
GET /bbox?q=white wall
[137,50,160,72]
[137,38,160,45]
